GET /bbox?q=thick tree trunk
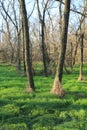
[51,0,71,97]
[78,33,84,81]
[19,0,35,91]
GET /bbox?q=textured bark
[78,33,84,81]
[19,0,35,91]
[51,0,71,97]
[51,77,65,97]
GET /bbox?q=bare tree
[78,33,84,80]
[51,0,71,97]
[36,0,49,76]
[0,0,21,70]
[0,9,15,63]
[19,0,35,91]
[78,0,87,80]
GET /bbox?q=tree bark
[19,0,35,91]
[78,33,84,81]
[41,21,48,76]
[51,0,71,97]
[22,22,26,75]
[17,32,21,71]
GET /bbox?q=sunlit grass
[0,63,87,129]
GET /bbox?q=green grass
[0,63,87,130]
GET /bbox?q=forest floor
[0,63,87,130]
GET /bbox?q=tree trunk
[17,32,21,71]
[41,22,48,76]
[78,33,84,81]
[19,0,35,91]
[72,35,79,66]
[22,22,26,75]
[51,0,71,97]
[36,0,48,77]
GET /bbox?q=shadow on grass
[0,64,87,129]
[1,92,87,130]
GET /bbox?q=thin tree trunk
[41,22,48,76]
[72,35,79,66]
[19,0,35,91]
[22,22,26,75]
[51,0,71,97]
[17,32,21,71]
[78,33,84,81]
[36,0,48,77]
[70,42,73,71]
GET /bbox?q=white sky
[0,0,85,34]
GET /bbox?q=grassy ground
[0,63,87,130]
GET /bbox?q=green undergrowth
[0,63,87,130]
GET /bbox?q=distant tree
[78,0,86,80]
[78,33,84,80]
[36,0,49,77]
[0,0,21,70]
[22,22,26,75]
[51,0,71,97]
[19,0,35,92]
[1,11,14,63]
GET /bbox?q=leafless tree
[51,0,71,97]
[19,0,35,91]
